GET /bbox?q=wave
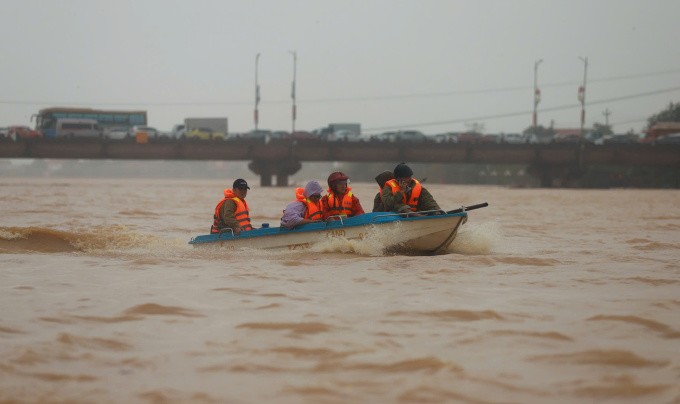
[0,227,83,253]
[0,225,186,256]
[625,238,680,251]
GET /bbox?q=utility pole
[289,50,297,133]
[578,56,588,137]
[533,59,543,128]
[602,108,611,126]
[254,53,261,131]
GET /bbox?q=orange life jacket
[326,187,355,216]
[295,187,323,221]
[211,189,253,233]
[385,178,422,211]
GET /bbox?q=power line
[306,67,680,103]
[364,85,680,131]
[2,68,680,107]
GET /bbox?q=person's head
[375,170,394,189]
[327,171,349,194]
[232,178,250,198]
[303,180,323,202]
[393,163,413,188]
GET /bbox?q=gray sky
[1,0,679,135]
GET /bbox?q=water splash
[448,220,503,255]
[310,222,406,256]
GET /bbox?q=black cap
[233,178,250,190]
[393,163,413,179]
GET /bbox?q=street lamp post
[254,53,261,131]
[533,59,543,128]
[289,50,297,133]
[578,56,588,137]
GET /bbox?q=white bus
[55,119,102,138]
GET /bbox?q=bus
[33,107,147,138]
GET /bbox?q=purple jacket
[280,180,324,229]
[280,201,307,229]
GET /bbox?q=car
[432,132,459,143]
[103,127,131,140]
[397,130,426,142]
[501,133,526,144]
[130,125,161,139]
[0,127,9,139]
[333,129,363,141]
[270,130,289,139]
[170,124,186,139]
[187,127,225,140]
[374,130,425,142]
[456,132,483,143]
[480,134,501,143]
[584,132,605,144]
[654,132,680,144]
[527,133,554,144]
[553,133,581,143]
[8,126,42,141]
[602,134,640,144]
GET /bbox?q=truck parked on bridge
[183,118,228,138]
[312,123,362,141]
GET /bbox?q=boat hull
[190,212,467,255]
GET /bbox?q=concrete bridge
[1,138,679,187]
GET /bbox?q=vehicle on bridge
[130,125,162,139]
[55,119,102,139]
[501,133,527,144]
[313,123,362,141]
[187,127,225,140]
[601,133,640,144]
[432,132,459,143]
[184,117,228,137]
[170,124,187,139]
[456,132,484,143]
[103,127,132,140]
[8,125,42,141]
[481,133,501,143]
[375,130,427,142]
[654,132,680,144]
[32,107,147,138]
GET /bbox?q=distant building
[644,122,680,142]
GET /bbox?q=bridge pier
[248,159,302,187]
[527,164,584,187]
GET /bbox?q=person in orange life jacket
[381,163,440,214]
[321,171,365,220]
[372,170,394,212]
[280,180,324,229]
[210,178,253,235]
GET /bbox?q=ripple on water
[570,375,670,399]
[388,309,505,322]
[57,332,132,351]
[529,349,669,368]
[587,315,680,339]
[236,322,333,335]
[490,329,573,341]
[123,303,204,317]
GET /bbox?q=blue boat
[189,203,487,254]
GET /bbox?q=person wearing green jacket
[381,163,440,214]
